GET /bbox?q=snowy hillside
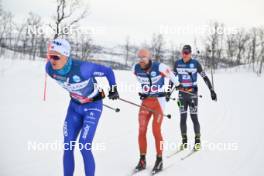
[0,57,264,176]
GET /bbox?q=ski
[149,162,176,175]
[128,168,147,176]
[127,166,162,175]
[180,149,199,160]
[151,170,161,175]
[166,149,184,158]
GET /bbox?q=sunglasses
[182,51,191,55]
[48,55,61,61]
[138,57,149,62]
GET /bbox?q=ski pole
[179,90,203,98]
[170,97,177,101]
[118,98,171,119]
[43,71,48,101]
[43,42,51,101]
[103,104,120,112]
[168,84,202,98]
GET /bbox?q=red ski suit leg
[138,97,164,156]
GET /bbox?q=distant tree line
[122,23,264,75]
[0,0,263,74]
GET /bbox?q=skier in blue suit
[167,45,217,151]
[45,38,119,176]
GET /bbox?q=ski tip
[151,170,162,175]
[165,155,171,159]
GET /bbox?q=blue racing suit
[173,58,213,142]
[46,57,116,176]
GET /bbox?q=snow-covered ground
[0,57,264,176]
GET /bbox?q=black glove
[138,93,148,100]
[165,91,171,102]
[210,89,217,101]
[165,83,182,102]
[174,84,182,91]
[108,85,119,100]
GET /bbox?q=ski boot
[134,155,146,172]
[194,134,201,151]
[151,156,163,175]
[180,134,188,150]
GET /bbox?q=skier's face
[48,51,68,70]
[182,51,191,62]
[137,49,151,70]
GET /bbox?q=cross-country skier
[45,38,119,176]
[132,48,180,174]
[167,45,217,151]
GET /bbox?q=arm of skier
[159,63,180,102]
[197,62,217,101]
[197,62,213,90]
[168,61,180,91]
[87,62,117,87]
[82,62,119,99]
[159,63,180,87]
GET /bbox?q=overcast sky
[3,0,264,48]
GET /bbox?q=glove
[165,91,171,102]
[165,83,181,102]
[138,93,148,100]
[210,89,217,101]
[174,84,182,91]
[108,85,119,100]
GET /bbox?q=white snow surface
[0,57,264,176]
